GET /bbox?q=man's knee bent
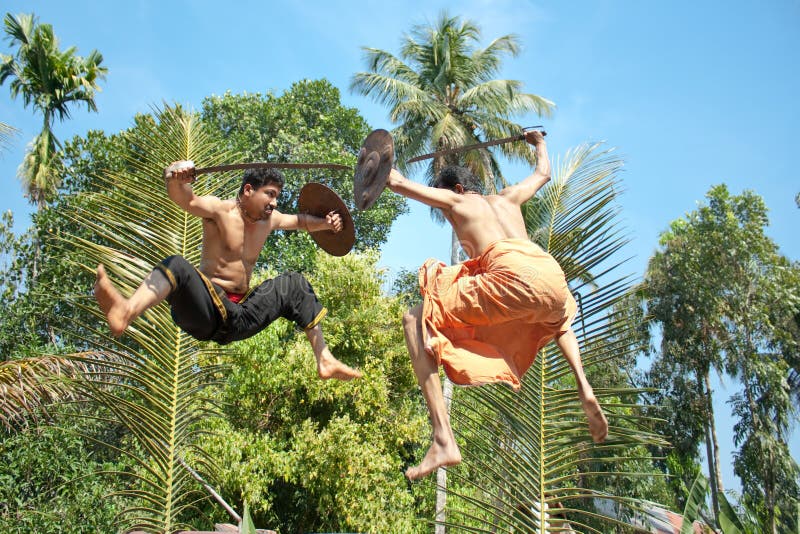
[157,255,195,292]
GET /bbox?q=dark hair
[433,166,484,193]
[239,168,285,195]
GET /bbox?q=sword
[194,162,350,176]
[405,126,546,164]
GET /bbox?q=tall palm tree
[0,12,107,210]
[442,144,668,532]
[351,11,553,187]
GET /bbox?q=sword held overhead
[405,126,546,164]
[193,162,350,176]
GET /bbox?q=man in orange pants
[386,131,608,480]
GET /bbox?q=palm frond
[458,79,523,113]
[390,95,446,126]
[43,104,239,532]
[443,144,668,532]
[0,355,86,428]
[350,71,429,114]
[470,35,523,80]
[525,143,627,285]
[2,13,35,48]
[0,121,19,153]
[429,113,473,152]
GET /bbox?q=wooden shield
[298,183,355,257]
[353,129,394,210]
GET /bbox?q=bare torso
[198,199,274,293]
[443,193,528,258]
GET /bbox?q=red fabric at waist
[226,291,246,304]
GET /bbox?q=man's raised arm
[499,130,552,205]
[164,160,222,218]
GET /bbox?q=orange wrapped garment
[419,238,577,390]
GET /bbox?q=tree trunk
[766,449,776,534]
[741,358,777,534]
[31,194,46,282]
[703,417,720,525]
[704,373,724,492]
[702,371,721,524]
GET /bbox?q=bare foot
[317,355,362,381]
[579,390,608,443]
[94,264,132,337]
[405,436,462,481]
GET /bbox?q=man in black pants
[94,161,361,381]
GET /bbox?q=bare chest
[202,212,271,262]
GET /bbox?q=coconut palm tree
[440,144,669,532]
[351,11,553,188]
[0,12,106,210]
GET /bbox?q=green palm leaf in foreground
[442,144,669,532]
[50,105,237,532]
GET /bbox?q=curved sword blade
[194,162,350,175]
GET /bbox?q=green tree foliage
[679,473,762,534]
[644,184,800,533]
[391,266,423,307]
[0,209,48,357]
[200,79,407,273]
[0,12,106,209]
[1,82,418,531]
[0,418,123,533]
[0,210,26,301]
[197,252,431,532]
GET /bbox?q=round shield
[298,183,355,257]
[353,129,394,211]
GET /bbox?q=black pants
[155,255,326,344]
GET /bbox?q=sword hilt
[522,125,547,137]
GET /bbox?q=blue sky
[2,0,798,499]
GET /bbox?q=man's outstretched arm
[386,169,460,209]
[272,211,343,233]
[498,131,551,205]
